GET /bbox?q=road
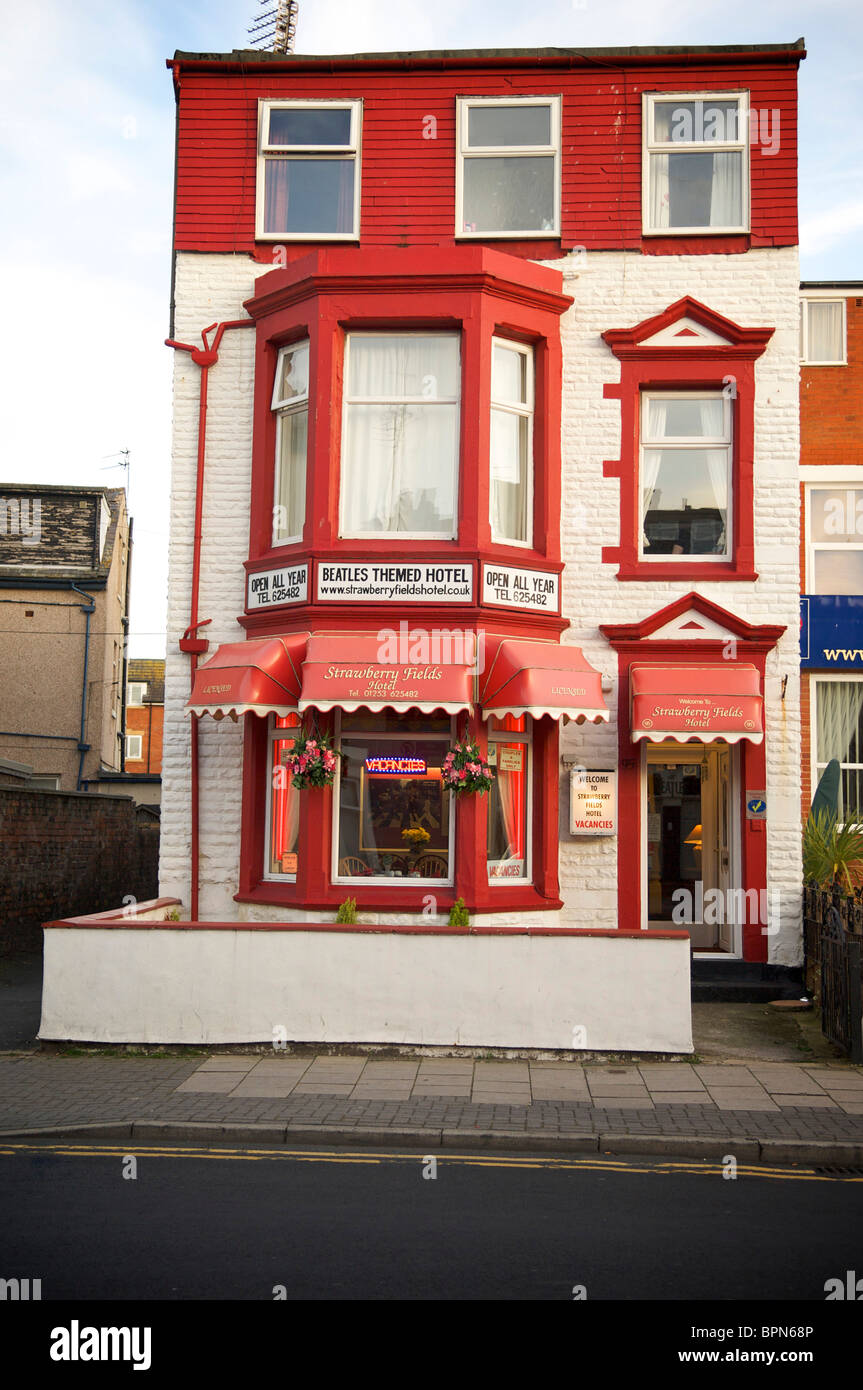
[1,1141,861,1301]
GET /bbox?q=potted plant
[401,825,431,872]
[442,740,493,795]
[281,730,339,789]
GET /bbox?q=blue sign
[800,595,863,669]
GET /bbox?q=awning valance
[186,635,307,720]
[630,663,763,744]
[481,640,608,723]
[298,633,474,715]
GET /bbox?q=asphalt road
[1,1141,861,1301]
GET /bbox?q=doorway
[644,741,740,954]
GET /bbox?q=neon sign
[364,757,427,775]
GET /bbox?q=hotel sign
[317,562,473,603]
[482,564,560,613]
[570,769,616,836]
[247,564,309,610]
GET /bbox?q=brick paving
[2,1054,863,1154]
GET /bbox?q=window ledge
[610,561,758,582]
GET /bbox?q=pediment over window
[602,297,774,360]
[600,592,785,651]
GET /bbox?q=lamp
[684,822,703,848]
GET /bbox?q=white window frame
[800,294,847,365]
[642,90,750,236]
[810,674,863,822]
[456,95,561,239]
[339,330,461,541]
[332,713,456,887]
[490,337,534,548]
[487,719,533,885]
[805,482,863,594]
[127,683,147,706]
[639,390,733,563]
[271,339,310,546]
[263,715,301,882]
[125,734,143,760]
[256,99,362,242]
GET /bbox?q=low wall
[40,916,693,1053]
[0,788,159,952]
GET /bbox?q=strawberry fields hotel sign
[570,769,617,836]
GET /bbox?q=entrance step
[691,961,803,1003]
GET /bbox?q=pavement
[2,968,863,1163]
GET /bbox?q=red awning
[186,635,307,720]
[630,664,763,744]
[480,640,609,723]
[298,632,474,715]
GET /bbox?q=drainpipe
[71,583,96,791]
[166,319,254,919]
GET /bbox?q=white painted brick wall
[163,248,802,962]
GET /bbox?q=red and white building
[40,40,806,1049]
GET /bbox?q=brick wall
[0,789,159,952]
[800,295,863,468]
[126,704,164,775]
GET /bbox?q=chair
[414,853,448,878]
[339,856,371,876]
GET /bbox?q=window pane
[463,156,555,233]
[264,158,355,234]
[810,489,863,543]
[342,402,458,534]
[275,342,309,404]
[339,737,450,879]
[468,104,551,148]
[642,447,728,555]
[649,151,742,228]
[647,397,724,440]
[348,335,459,399]
[807,302,844,361]
[492,344,528,405]
[487,741,528,879]
[268,107,352,146]
[653,99,741,144]
[491,409,529,542]
[817,681,863,769]
[275,408,308,540]
[812,550,863,596]
[269,717,301,876]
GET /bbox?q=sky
[0,0,860,659]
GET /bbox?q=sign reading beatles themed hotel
[317,562,473,603]
[482,564,560,613]
[570,769,616,836]
[247,564,309,610]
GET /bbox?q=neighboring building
[0,485,131,791]
[799,282,863,822]
[38,40,807,1048]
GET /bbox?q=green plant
[811,758,840,822]
[802,809,863,891]
[282,729,339,789]
[448,896,470,928]
[442,741,493,795]
[335,896,358,924]
[165,907,181,921]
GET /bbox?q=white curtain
[818,682,863,767]
[276,408,307,539]
[808,302,844,361]
[708,152,741,227]
[698,399,729,553]
[643,398,667,519]
[650,154,671,229]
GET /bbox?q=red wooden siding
[172,59,800,257]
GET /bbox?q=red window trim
[600,296,773,582]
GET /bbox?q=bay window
[641,392,731,559]
[340,333,460,538]
[266,714,301,878]
[643,92,748,234]
[487,715,531,882]
[813,678,863,820]
[490,339,534,546]
[457,97,560,237]
[807,486,863,593]
[257,100,361,239]
[272,340,309,544]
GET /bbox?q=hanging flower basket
[281,731,339,789]
[442,740,493,796]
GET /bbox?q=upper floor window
[257,100,361,240]
[643,92,749,234]
[456,97,560,238]
[126,734,143,760]
[490,339,534,546]
[127,682,147,706]
[340,333,460,538]
[800,298,846,364]
[806,486,863,594]
[641,392,731,560]
[272,340,310,544]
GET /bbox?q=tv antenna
[100,448,131,506]
[248,0,298,53]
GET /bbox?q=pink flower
[458,769,467,781]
